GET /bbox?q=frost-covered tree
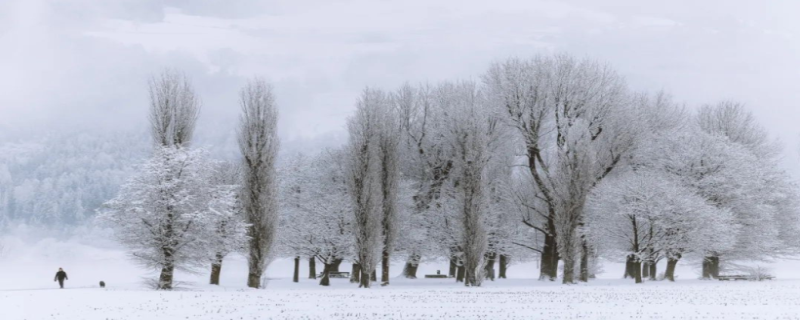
[632,125,772,279]
[484,54,630,283]
[389,176,427,278]
[345,89,385,288]
[238,79,280,289]
[100,148,233,290]
[697,101,779,159]
[694,102,799,277]
[100,70,216,290]
[207,162,248,285]
[393,83,455,278]
[588,170,736,283]
[482,155,526,280]
[578,92,687,281]
[279,150,353,286]
[148,70,200,148]
[376,94,402,286]
[435,81,504,287]
[391,81,521,283]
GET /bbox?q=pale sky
[1,0,799,172]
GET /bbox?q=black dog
[99,281,105,288]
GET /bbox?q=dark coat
[54,271,68,281]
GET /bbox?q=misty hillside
[0,127,346,228]
[0,130,148,226]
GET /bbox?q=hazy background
[2,0,799,149]
[1,0,799,227]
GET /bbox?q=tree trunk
[633,259,643,284]
[319,263,331,286]
[293,256,300,283]
[464,265,478,287]
[370,269,377,282]
[710,256,720,279]
[247,272,261,288]
[456,265,465,282]
[579,240,589,282]
[209,252,223,285]
[499,254,508,279]
[449,258,457,278]
[703,256,719,279]
[359,267,371,288]
[381,249,390,285]
[539,221,558,281]
[642,261,650,279]
[702,256,719,279]
[562,254,575,284]
[247,250,263,288]
[665,257,679,282]
[402,254,420,279]
[210,263,222,285]
[401,261,418,279]
[158,247,175,290]
[623,254,636,279]
[330,259,343,272]
[309,257,317,279]
[350,263,360,283]
[158,265,174,290]
[649,262,657,281]
[484,252,496,281]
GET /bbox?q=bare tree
[483,57,559,281]
[484,54,629,284]
[378,95,401,286]
[238,79,280,289]
[393,84,455,279]
[345,88,385,288]
[438,81,503,287]
[148,69,200,148]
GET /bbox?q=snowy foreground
[5,279,800,319]
[4,236,800,319]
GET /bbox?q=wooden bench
[318,272,350,278]
[718,275,749,281]
[718,275,775,281]
[424,274,448,278]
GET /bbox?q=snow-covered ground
[4,233,800,319]
[7,280,800,320]
[7,278,800,319]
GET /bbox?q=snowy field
[6,279,800,319]
[3,233,800,319]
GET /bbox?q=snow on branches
[99,147,246,289]
[279,151,354,285]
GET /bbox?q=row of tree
[99,71,279,290]
[280,54,800,287]
[99,53,800,290]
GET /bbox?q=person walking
[54,268,68,289]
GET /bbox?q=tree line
[0,130,148,227]
[99,53,800,290]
